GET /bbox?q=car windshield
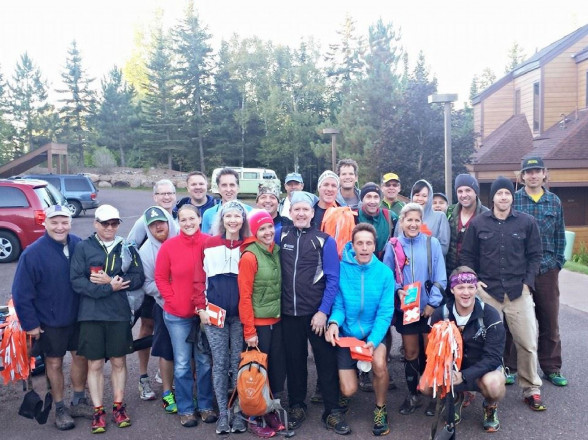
[34,186,59,208]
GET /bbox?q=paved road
[1,188,587,439]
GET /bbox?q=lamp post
[322,128,340,171]
[428,94,458,205]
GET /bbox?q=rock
[113,180,130,188]
[98,181,112,188]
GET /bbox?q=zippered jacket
[329,242,395,346]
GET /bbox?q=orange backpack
[321,206,357,258]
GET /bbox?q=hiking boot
[55,406,75,431]
[91,409,106,434]
[372,405,390,436]
[180,413,198,427]
[483,401,500,432]
[264,411,285,431]
[231,412,247,433]
[424,399,436,417]
[139,376,156,401]
[310,385,323,404]
[112,404,131,428]
[359,371,374,392]
[200,409,218,423]
[70,397,94,419]
[339,395,351,413]
[545,372,568,387]
[161,390,177,414]
[287,406,306,430]
[524,394,547,411]
[399,394,422,415]
[504,368,516,385]
[249,418,277,438]
[323,409,351,435]
[216,413,230,434]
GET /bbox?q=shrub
[93,147,117,174]
[571,241,588,265]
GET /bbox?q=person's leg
[138,317,154,375]
[402,333,420,395]
[308,327,340,416]
[110,356,127,403]
[87,359,105,407]
[533,269,563,377]
[372,344,389,407]
[45,357,65,402]
[227,316,244,390]
[204,323,230,415]
[194,328,215,414]
[70,351,88,393]
[478,370,506,404]
[281,315,310,409]
[160,358,174,392]
[261,323,287,395]
[338,370,358,398]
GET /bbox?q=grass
[564,261,588,276]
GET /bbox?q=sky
[1,0,587,108]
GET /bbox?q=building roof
[539,109,588,161]
[472,24,588,104]
[471,115,533,165]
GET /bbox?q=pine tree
[0,68,16,164]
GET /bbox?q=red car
[0,179,65,263]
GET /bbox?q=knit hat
[290,191,315,208]
[317,170,340,188]
[454,174,480,196]
[248,209,274,236]
[256,183,280,201]
[489,176,515,201]
[360,182,382,200]
[220,201,246,218]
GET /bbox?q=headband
[450,272,478,289]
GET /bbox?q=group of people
[10,156,567,437]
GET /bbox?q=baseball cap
[433,192,448,202]
[382,172,400,183]
[285,172,303,184]
[521,156,545,172]
[144,206,168,226]
[95,204,121,222]
[45,204,72,219]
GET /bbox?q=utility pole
[322,128,340,171]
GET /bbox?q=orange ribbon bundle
[419,319,463,399]
[0,299,35,384]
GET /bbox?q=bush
[571,241,588,265]
[92,147,117,174]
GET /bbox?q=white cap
[95,204,121,222]
[45,204,72,219]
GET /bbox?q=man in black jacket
[427,266,506,432]
[70,204,145,434]
[460,176,544,412]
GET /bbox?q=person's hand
[26,327,42,340]
[422,304,435,318]
[452,370,464,385]
[363,341,375,355]
[198,309,211,325]
[477,280,488,290]
[397,289,407,301]
[90,270,111,285]
[310,311,327,336]
[110,275,130,291]
[325,323,339,345]
[245,335,258,347]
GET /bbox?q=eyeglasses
[155,192,176,197]
[99,220,120,228]
[384,182,400,187]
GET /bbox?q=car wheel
[0,231,21,263]
[66,200,83,217]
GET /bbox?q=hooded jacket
[336,186,361,209]
[173,194,219,218]
[329,242,395,347]
[127,208,179,249]
[383,232,446,311]
[394,179,450,256]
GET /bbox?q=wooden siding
[513,69,541,132]
[473,104,482,146]
[578,59,588,109]
[543,35,588,129]
[548,168,588,184]
[478,82,514,140]
[567,226,588,254]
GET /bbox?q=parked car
[0,179,63,263]
[210,167,281,195]
[20,173,99,217]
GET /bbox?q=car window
[0,187,30,208]
[64,177,92,191]
[242,172,258,179]
[42,177,60,188]
[45,183,67,204]
[34,187,58,208]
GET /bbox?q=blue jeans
[163,311,213,415]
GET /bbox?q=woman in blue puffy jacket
[383,203,446,416]
[326,223,395,437]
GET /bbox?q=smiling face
[148,220,170,243]
[401,210,422,238]
[492,188,513,215]
[318,177,338,207]
[94,218,121,241]
[285,180,303,196]
[187,175,208,204]
[257,193,279,217]
[178,209,201,236]
[338,165,357,190]
[412,186,429,207]
[223,210,244,237]
[290,202,314,229]
[362,192,381,216]
[432,196,448,213]
[45,215,72,244]
[256,222,275,247]
[452,282,477,311]
[457,186,476,209]
[352,230,376,265]
[218,174,239,203]
[153,182,177,212]
[382,180,400,201]
[521,168,546,190]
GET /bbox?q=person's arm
[141,249,160,301]
[70,242,115,299]
[237,252,258,342]
[367,268,395,347]
[437,213,451,256]
[317,236,341,315]
[126,217,147,247]
[554,199,567,268]
[193,243,207,312]
[122,246,145,290]
[428,238,447,308]
[524,218,542,289]
[154,244,174,304]
[12,253,41,331]
[458,222,478,271]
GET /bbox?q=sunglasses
[99,220,120,228]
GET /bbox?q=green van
[210,167,281,196]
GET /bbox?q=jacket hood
[143,206,179,246]
[341,241,377,268]
[410,179,434,215]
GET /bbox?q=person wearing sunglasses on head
[70,204,145,434]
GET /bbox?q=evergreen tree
[94,67,140,167]
[56,40,96,165]
[0,68,16,165]
[505,42,526,73]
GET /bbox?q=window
[64,177,92,191]
[515,89,521,115]
[533,82,540,132]
[34,187,58,208]
[0,187,29,208]
[242,172,259,179]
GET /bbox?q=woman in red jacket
[155,205,214,428]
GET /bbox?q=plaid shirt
[514,187,566,273]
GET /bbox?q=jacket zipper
[358,270,365,338]
[292,231,301,316]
